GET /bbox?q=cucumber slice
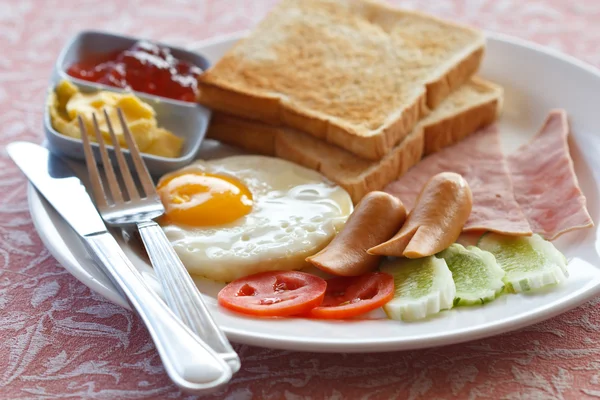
[438,244,505,306]
[478,233,568,293]
[380,256,455,321]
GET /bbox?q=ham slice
[508,109,593,240]
[385,125,532,235]
[385,109,593,240]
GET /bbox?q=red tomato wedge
[218,271,327,317]
[308,272,394,319]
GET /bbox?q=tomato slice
[218,271,327,317]
[308,272,394,319]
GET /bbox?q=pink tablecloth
[2,0,600,398]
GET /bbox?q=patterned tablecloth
[2,0,600,398]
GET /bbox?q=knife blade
[7,141,233,393]
[7,141,106,237]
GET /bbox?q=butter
[49,80,184,158]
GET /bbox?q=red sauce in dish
[67,40,203,102]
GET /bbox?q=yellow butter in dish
[48,80,183,158]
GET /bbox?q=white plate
[28,32,600,353]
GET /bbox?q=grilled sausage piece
[306,191,406,276]
[368,172,472,258]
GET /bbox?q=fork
[77,109,240,373]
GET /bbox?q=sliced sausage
[306,191,406,276]
[368,172,472,258]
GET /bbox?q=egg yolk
[157,172,253,227]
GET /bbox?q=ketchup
[67,40,203,102]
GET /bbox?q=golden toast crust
[199,0,485,160]
[206,78,503,203]
[423,77,503,154]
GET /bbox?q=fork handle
[137,221,241,373]
[84,232,232,393]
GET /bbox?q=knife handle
[137,221,241,373]
[84,232,231,394]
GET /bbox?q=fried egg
[157,155,353,282]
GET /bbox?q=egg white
[160,155,353,282]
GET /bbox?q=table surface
[2,0,600,398]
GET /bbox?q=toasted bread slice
[423,77,503,155]
[207,78,503,203]
[207,113,278,156]
[199,0,485,160]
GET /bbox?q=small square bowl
[45,30,212,176]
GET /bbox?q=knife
[7,141,232,394]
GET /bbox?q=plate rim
[27,30,600,352]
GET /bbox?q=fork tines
[78,108,158,206]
